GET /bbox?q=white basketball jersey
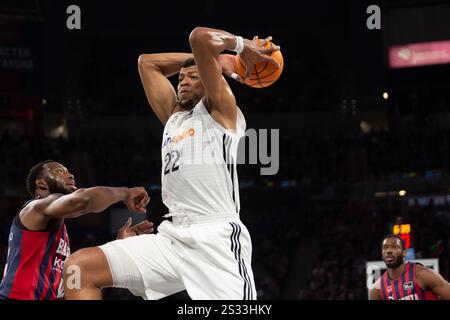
[161,99,246,219]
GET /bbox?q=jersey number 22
[164,150,181,175]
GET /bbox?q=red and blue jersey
[0,203,70,300]
[380,262,439,300]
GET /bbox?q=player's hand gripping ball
[235,36,284,88]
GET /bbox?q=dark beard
[46,178,71,195]
[385,255,403,269]
[179,97,199,110]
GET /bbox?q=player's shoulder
[414,262,430,275]
[414,263,442,281]
[411,262,426,279]
[23,194,64,213]
[413,262,441,287]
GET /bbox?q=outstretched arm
[26,187,149,220]
[138,52,193,125]
[189,27,279,129]
[417,265,450,299]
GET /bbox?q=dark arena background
[1,0,450,301]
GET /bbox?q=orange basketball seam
[253,61,269,75]
[253,64,263,88]
[254,56,284,80]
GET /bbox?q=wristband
[233,36,244,54]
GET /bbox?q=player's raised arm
[416,264,450,299]
[138,53,193,125]
[29,186,149,219]
[188,27,279,129]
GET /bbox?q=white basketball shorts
[98,214,256,300]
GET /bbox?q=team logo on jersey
[9,232,13,242]
[162,128,196,147]
[403,281,414,290]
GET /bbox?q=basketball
[235,40,284,88]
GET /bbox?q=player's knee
[64,249,88,283]
[65,247,112,288]
[64,248,96,284]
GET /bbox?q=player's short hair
[382,234,405,250]
[181,57,196,68]
[26,160,55,197]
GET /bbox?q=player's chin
[384,261,398,268]
[179,98,195,110]
[66,185,77,192]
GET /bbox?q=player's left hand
[117,217,154,239]
[240,36,280,80]
[219,54,244,83]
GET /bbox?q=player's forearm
[138,52,193,77]
[81,186,129,213]
[41,187,130,219]
[189,27,239,56]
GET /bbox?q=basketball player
[369,234,450,300]
[0,160,152,300]
[62,27,280,300]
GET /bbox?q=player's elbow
[189,27,207,48]
[138,54,149,70]
[137,54,157,71]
